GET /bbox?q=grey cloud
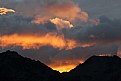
[0,14,56,35]
[61,16,121,44]
[81,16,121,42]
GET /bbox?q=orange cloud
[0,33,96,50]
[33,2,89,25]
[0,33,78,50]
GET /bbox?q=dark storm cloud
[75,0,121,18]
[0,14,56,35]
[79,16,121,43]
[56,16,121,45]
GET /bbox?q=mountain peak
[0,50,23,59]
[0,50,21,56]
[84,55,120,64]
[64,55,121,81]
[0,50,60,81]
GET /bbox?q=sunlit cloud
[0,7,15,15]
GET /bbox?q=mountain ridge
[62,55,121,81]
[1,50,121,81]
[0,50,60,81]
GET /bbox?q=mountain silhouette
[62,55,121,81]
[1,50,121,81]
[0,50,60,81]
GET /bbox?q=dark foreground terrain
[0,50,121,81]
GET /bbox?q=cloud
[80,16,121,43]
[13,0,88,25]
[50,18,74,30]
[0,14,57,35]
[0,7,15,15]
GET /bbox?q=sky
[0,0,121,72]
[75,0,121,18]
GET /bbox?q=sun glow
[50,65,77,73]
[49,60,84,73]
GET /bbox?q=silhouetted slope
[0,50,60,81]
[62,55,121,81]
[1,51,121,81]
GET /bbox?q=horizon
[0,50,120,73]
